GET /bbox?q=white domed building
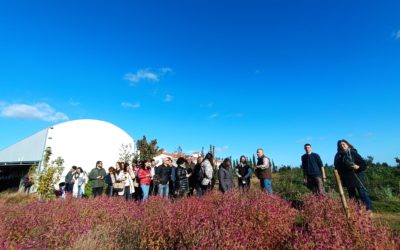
[0,119,135,191]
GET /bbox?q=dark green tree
[135,136,163,161]
[252,154,257,166]
[395,157,400,167]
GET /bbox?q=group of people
[63,166,89,198]
[301,140,373,211]
[76,148,272,202]
[62,139,372,211]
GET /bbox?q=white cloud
[124,67,172,85]
[121,102,141,109]
[0,103,69,122]
[215,145,229,153]
[208,113,219,120]
[164,94,174,102]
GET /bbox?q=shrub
[292,194,400,250]
[0,191,398,249]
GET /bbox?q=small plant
[36,147,64,201]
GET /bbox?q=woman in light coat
[201,153,214,195]
[117,163,135,200]
[72,167,87,198]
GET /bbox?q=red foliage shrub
[292,194,399,250]
[0,191,398,249]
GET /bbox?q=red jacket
[138,168,151,185]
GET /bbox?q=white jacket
[117,171,135,196]
[201,159,213,186]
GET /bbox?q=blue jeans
[141,184,150,201]
[261,179,273,194]
[158,183,169,198]
[77,186,83,198]
[348,187,373,211]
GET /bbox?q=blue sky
[0,0,399,166]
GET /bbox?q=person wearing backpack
[334,139,372,211]
[193,156,204,196]
[255,149,273,194]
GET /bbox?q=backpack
[105,174,112,185]
[194,164,204,182]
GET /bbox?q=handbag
[113,181,124,192]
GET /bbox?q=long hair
[239,155,247,164]
[140,160,149,170]
[203,153,215,167]
[337,139,354,152]
[123,162,130,173]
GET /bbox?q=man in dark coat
[301,144,326,194]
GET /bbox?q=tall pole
[334,169,350,220]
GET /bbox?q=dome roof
[45,119,134,176]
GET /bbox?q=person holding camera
[235,155,253,193]
[334,139,373,211]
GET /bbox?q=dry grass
[0,191,39,205]
[373,212,400,234]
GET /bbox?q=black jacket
[175,165,189,192]
[301,153,323,177]
[236,163,252,181]
[155,164,172,185]
[334,149,367,188]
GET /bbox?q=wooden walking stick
[334,169,351,220]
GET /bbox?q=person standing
[255,149,273,194]
[175,157,190,197]
[155,158,172,198]
[149,159,159,196]
[334,139,373,211]
[88,161,107,198]
[301,144,326,195]
[138,161,152,201]
[120,163,135,201]
[72,167,86,198]
[235,156,253,193]
[185,156,196,196]
[218,158,235,193]
[193,156,204,196]
[105,166,116,197]
[79,169,88,197]
[169,157,177,197]
[65,166,77,193]
[201,153,214,195]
